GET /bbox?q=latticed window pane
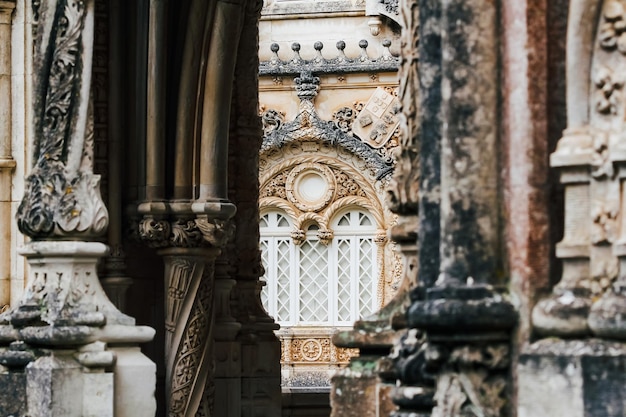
[299,239,329,323]
[359,212,372,226]
[260,210,293,325]
[260,216,269,228]
[336,239,352,322]
[276,239,292,323]
[338,214,350,226]
[277,215,290,228]
[260,238,270,310]
[358,237,376,318]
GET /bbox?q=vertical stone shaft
[161,249,220,417]
[101,0,133,311]
[145,0,166,201]
[230,1,281,414]
[438,0,500,286]
[0,1,16,307]
[416,0,441,289]
[173,0,211,200]
[199,0,244,201]
[213,258,241,417]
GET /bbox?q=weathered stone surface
[408,285,517,334]
[589,290,626,339]
[518,339,626,417]
[0,368,26,417]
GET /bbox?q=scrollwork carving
[170,218,204,248]
[195,217,235,248]
[18,0,110,240]
[261,108,285,136]
[332,106,357,135]
[139,216,171,248]
[334,169,367,198]
[17,167,108,239]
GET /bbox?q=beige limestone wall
[8,0,31,307]
[260,72,398,122]
[259,1,400,62]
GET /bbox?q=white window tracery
[260,208,379,326]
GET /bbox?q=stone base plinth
[330,356,397,417]
[111,347,157,417]
[518,339,626,417]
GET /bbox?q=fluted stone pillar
[0,1,156,415]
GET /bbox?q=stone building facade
[0,0,624,417]
[257,1,403,392]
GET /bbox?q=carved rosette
[17,0,109,240]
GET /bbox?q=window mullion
[292,239,299,326]
[330,236,337,326]
[349,234,357,323]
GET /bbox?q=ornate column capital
[137,200,236,250]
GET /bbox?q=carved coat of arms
[352,87,400,148]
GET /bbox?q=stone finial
[291,42,303,63]
[295,71,320,101]
[359,39,370,61]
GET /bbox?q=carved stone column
[138,201,236,416]
[591,151,626,338]
[0,1,15,309]
[230,0,282,415]
[392,0,517,415]
[101,0,133,312]
[0,1,156,416]
[161,247,220,416]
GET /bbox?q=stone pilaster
[520,1,626,415]
[330,1,419,416]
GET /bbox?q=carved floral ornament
[600,0,626,53]
[260,75,398,180]
[138,215,235,249]
[280,335,358,364]
[17,0,110,240]
[260,158,384,246]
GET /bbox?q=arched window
[260,208,379,327]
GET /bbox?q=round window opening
[297,172,328,204]
[286,163,336,212]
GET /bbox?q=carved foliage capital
[17,167,108,239]
[138,214,235,250]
